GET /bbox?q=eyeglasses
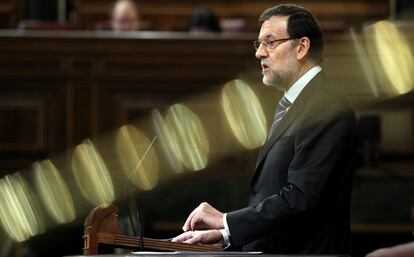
[254,38,296,51]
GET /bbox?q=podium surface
[69,254,348,257]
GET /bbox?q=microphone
[124,135,157,251]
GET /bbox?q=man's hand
[182,202,224,231]
[366,249,391,257]
[171,230,223,245]
[366,242,414,257]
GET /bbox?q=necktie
[268,95,291,139]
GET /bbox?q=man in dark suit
[172,4,357,255]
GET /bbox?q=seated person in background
[366,241,414,257]
[188,6,221,33]
[111,0,140,31]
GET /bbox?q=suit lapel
[253,72,324,172]
[255,98,302,169]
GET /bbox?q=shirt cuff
[219,229,230,245]
[220,213,231,245]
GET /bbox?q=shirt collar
[284,65,322,104]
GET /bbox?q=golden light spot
[221,79,267,149]
[350,28,379,97]
[151,109,184,173]
[166,104,209,171]
[116,125,159,191]
[72,139,115,205]
[0,173,45,242]
[366,20,414,96]
[33,160,76,224]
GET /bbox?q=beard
[262,52,299,91]
[263,68,296,90]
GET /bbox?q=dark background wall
[24,0,57,20]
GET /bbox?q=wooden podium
[83,203,223,254]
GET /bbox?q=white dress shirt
[285,65,322,104]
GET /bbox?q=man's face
[255,16,299,91]
[112,2,139,31]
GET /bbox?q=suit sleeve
[226,105,357,247]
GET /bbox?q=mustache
[261,60,270,66]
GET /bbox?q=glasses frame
[254,37,297,51]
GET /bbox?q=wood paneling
[74,0,389,31]
[0,99,45,151]
[0,82,68,173]
[0,30,258,174]
[0,0,19,28]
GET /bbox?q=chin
[262,77,273,87]
[263,77,284,91]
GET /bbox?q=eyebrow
[258,34,276,40]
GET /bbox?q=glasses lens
[254,40,260,50]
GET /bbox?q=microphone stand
[124,136,157,251]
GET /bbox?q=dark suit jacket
[226,72,357,254]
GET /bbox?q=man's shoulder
[311,73,353,111]
[300,73,356,127]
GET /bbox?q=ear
[295,37,311,60]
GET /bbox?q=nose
[255,43,268,59]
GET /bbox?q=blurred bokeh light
[116,125,159,191]
[221,79,267,149]
[152,104,209,173]
[166,104,209,171]
[350,28,380,97]
[33,160,76,224]
[0,173,45,242]
[72,139,115,205]
[365,20,414,96]
[152,109,185,173]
